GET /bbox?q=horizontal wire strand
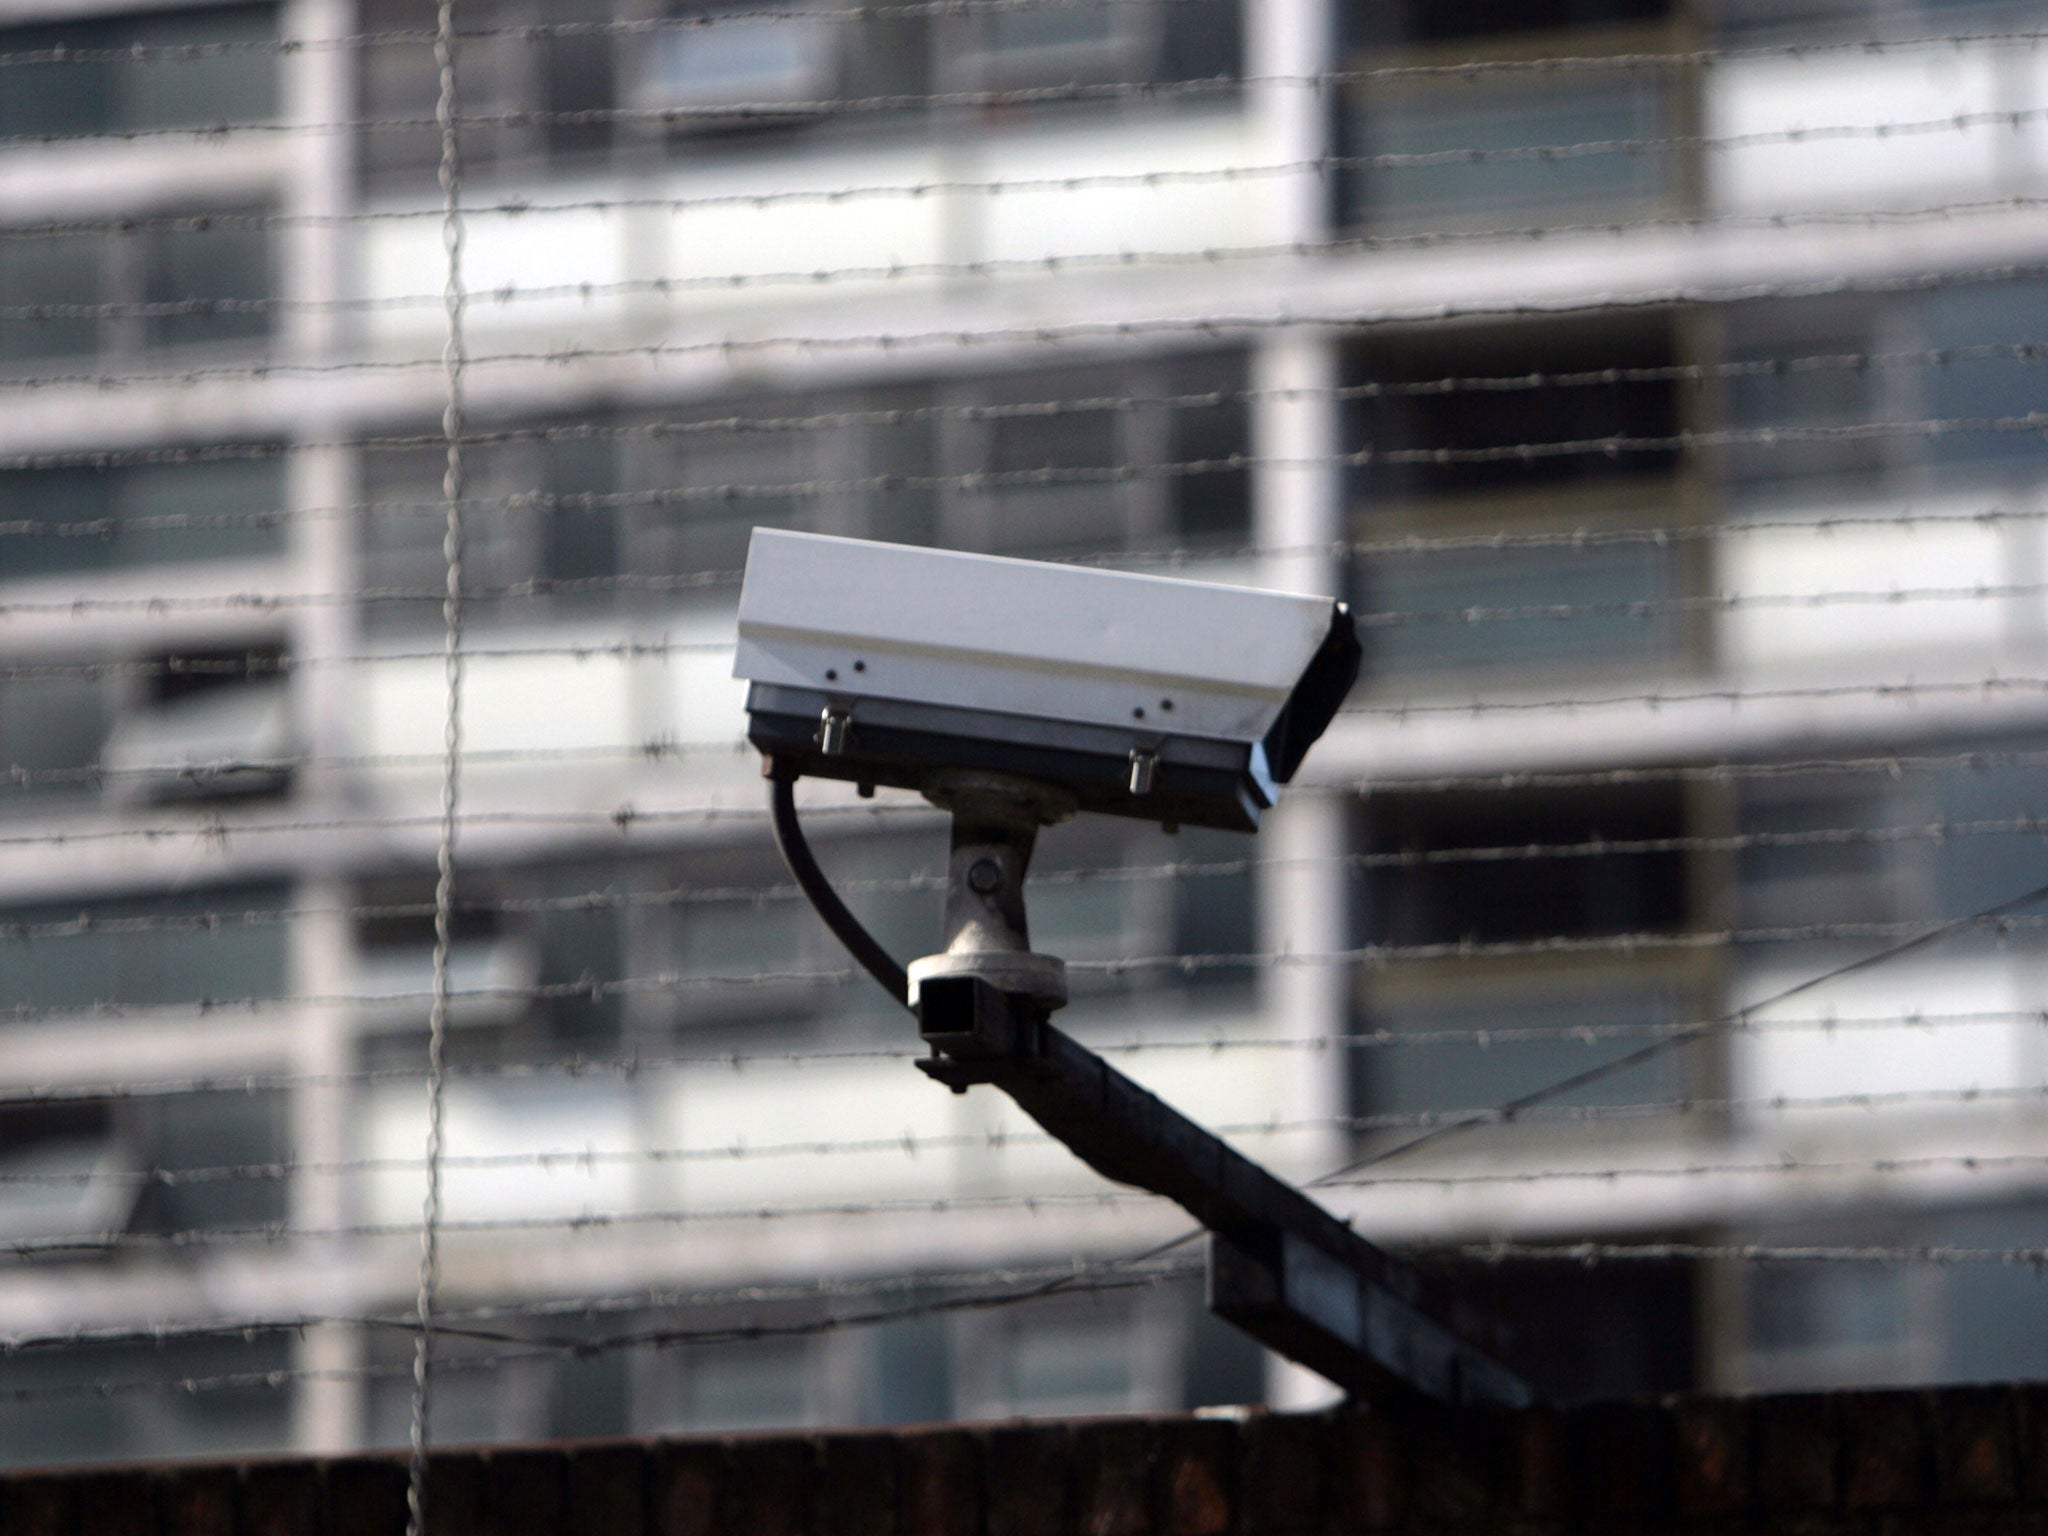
[0,1010,2031,1110]
[0,811,2037,934]
[9,1146,2048,1260]
[14,1083,2048,1192]
[8,334,2048,475]
[15,255,2048,393]
[4,738,2048,801]
[0,791,2042,861]
[3,913,2048,1030]
[5,17,2047,67]
[9,187,2048,252]
[21,72,2048,152]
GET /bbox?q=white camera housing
[732,530,1358,831]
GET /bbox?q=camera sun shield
[732,529,1360,831]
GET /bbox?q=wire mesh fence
[1,0,2047,1479]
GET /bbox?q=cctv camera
[732,529,1359,832]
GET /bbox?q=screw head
[966,858,1004,895]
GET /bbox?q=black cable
[767,766,913,1009]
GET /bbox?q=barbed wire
[12,192,2048,280]
[1444,1238,2048,1267]
[0,1009,2029,1111]
[3,1228,2047,1409]
[0,1254,1208,1358]
[18,257,2048,395]
[0,1263,1207,1409]
[14,565,2048,655]
[4,15,2046,69]
[11,144,2048,292]
[9,1143,2048,1262]
[9,1,2048,1435]
[1,916,2047,1032]
[10,1083,2048,1194]
[1,1007,2038,1101]
[8,332,2048,477]
[21,73,2048,155]
[0,812,2039,943]
[1345,674,2048,719]
[2,1224,2043,1408]
[4,737,2048,803]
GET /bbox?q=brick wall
[3,1387,2046,1535]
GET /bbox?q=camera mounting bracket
[765,759,1532,1410]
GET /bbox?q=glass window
[1346,0,1670,48]
[0,229,101,364]
[1349,319,1681,503]
[642,6,840,112]
[359,0,617,184]
[1352,974,1694,1123]
[0,883,290,1018]
[128,1090,289,1238]
[1736,778,1918,931]
[0,1334,292,1470]
[1027,823,1254,1005]
[1724,297,1890,489]
[1932,1203,2048,1384]
[1359,537,1682,678]
[637,423,816,579]
[637,1336,812,1433]
[143,217,271,354]
[0,1101,131,1242]
[1347,319,1689,681]
[955,1294,1164,1420]
[0,454,286,581]
[1922,277,2048,472]
[0,5,279,140]
[941,0,1236,95]
[1358,784,1690,948]
[363,428,605,631]
[1417,1239,1697,1398]
[98,645,294,804]
[943,353,1251,559]
[0,212,273,370]
[627,838,923,1035]
[1927,738,2048,922]
[1345,75,1672,231]
[864,1312,952,1424]
[0,664,112,804]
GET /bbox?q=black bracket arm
[915,975,1533,1409]
[762,763,1531,1410]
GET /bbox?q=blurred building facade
[0,0,2047,1467]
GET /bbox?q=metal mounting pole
[905,776,1532,1409]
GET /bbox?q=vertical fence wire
[406,0,468,1526]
